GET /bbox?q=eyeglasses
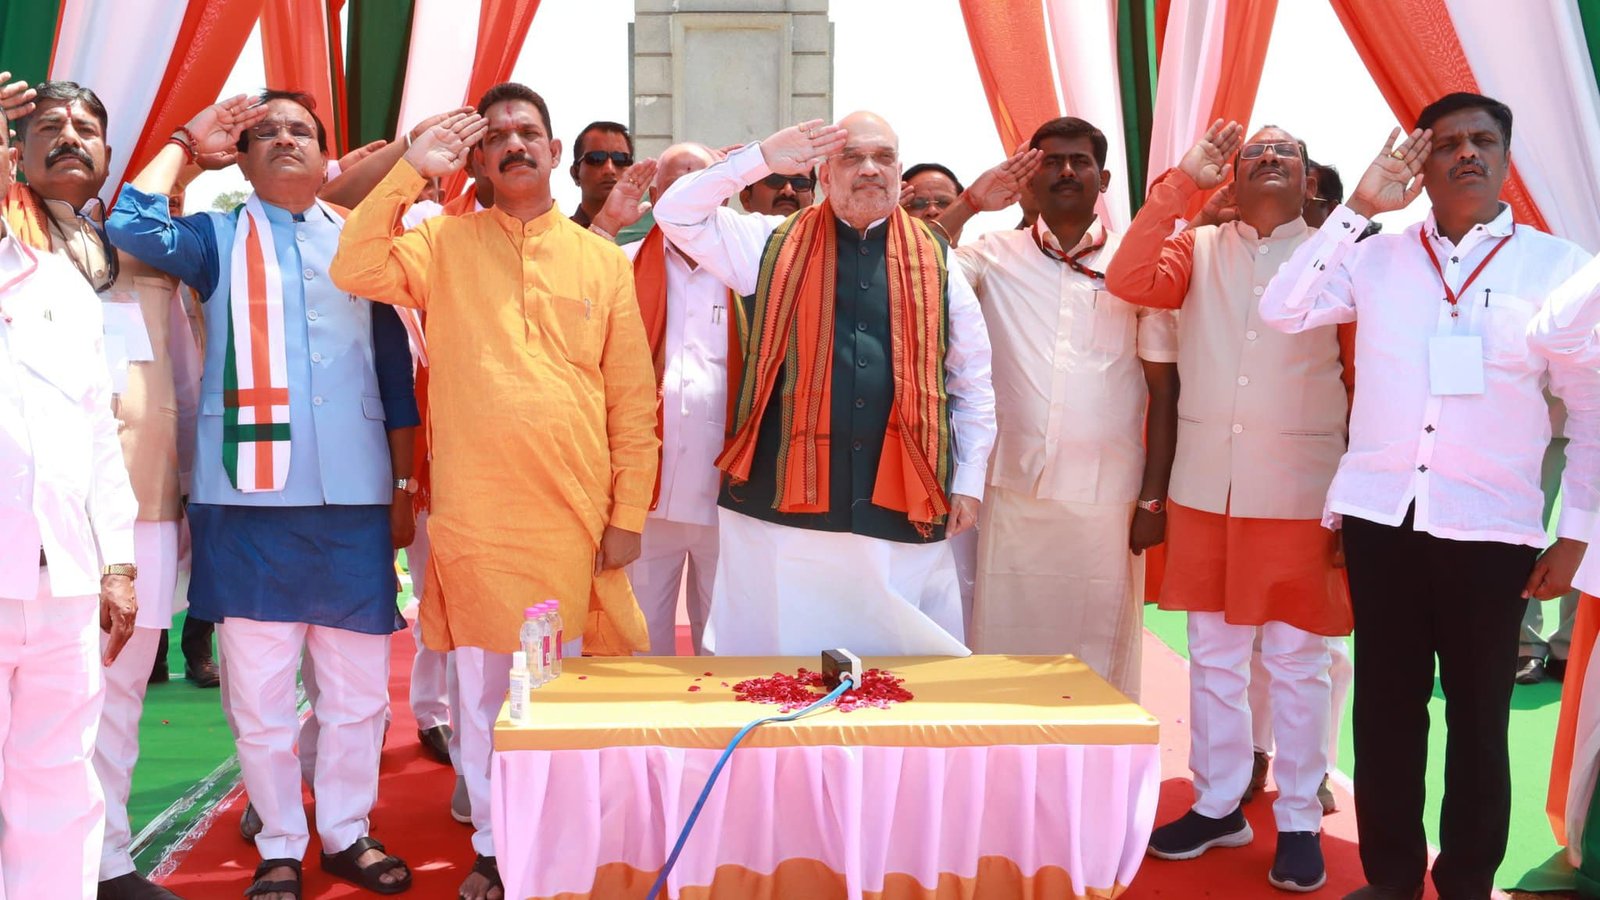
[579,150,633,167]
[247,122,318,145]
[760,174,814,192]
[1239,141,1302,160]
[905,196,956,212]
[833,149,898,169]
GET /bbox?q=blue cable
[645,675,855,900]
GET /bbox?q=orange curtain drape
[261,0,348,155]
[957,0,1060,154]
[440,0,541,199]
[1206,0,1276,130]
[1328,0,1551,231]
[1549,594,1599,843]
[120,0,262,200]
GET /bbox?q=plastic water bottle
[536,601,555,682]
[547,600,565,679]
[508,651,531,724]
[520,606,547,685]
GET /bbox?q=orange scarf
[718,202,952,530]
[3,183,52,250]
[630,227,671,510]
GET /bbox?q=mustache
[46,145,95,171]
[1251,161,1287,179]
[1051,178,1081,191]
[500,153,534,172]
[1450,158,1487,178]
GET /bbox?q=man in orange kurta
[330,84,658,900]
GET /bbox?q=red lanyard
[1033,227,1105,280]
[1419,225,1513,318]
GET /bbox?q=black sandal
[245,857,302,898]
[319,835,412,894]
[458,854,503,900]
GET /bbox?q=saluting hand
[1348,127,1431,219]
[961,146,1044,213]
[760,119,849,176]
[0,72,36,122]
[593,157,658,236]
[183,95,272,156]
[1179,119,1243,191]
[404,111,488,179]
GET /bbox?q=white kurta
[956,222,1176,694]
[654,144,996,658]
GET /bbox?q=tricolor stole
[717,201,952,531]
[222,195,342,492]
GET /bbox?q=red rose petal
[687,685,701,692]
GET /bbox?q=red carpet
[158,627,1391,898]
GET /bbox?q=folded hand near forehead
[1179,119,1243,190]
[0,71,36,122]
[403,110,488,179]
[760,119,849,176]
[961,146,1043,213]
[1348,126,1432,219]
[183,94,272,155]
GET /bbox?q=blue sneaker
[1268,831,1326,892]
[1148,806,1253,860]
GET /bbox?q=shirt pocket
[1088,291,1134,355]
[1480,293,1538,368]
[546,294,603,367]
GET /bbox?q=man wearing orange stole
[652,114,995,657]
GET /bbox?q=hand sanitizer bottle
[508,651,531,724]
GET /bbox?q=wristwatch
[1137,497,1166,514]
[395,477,419,495]
[102,563,139,579]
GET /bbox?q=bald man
[588,144,730,654]
[652,114,996,656]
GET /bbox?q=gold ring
[1390,150,1406,160]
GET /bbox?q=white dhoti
[0,573,105,899]
[704,508,969,657]
[406,513,453,730]
[970,486,1142,697]
[217,619,390,860]
[628,518,717,656]
[96,520,179,881]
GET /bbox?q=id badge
[100,291,154,361]
[1428,334,1485,396]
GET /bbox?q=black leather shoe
[97,871,183,899]
[1547,656,1568,682]
[185,658,220,689]
[417,724,452,764]
[1515,655,1548,684]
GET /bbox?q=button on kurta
[1246,330,1259,341]
[312,396,323,407]
[1237,375,1250,386]
[307,310,319,321]
[303,268,315,280]
[1232,424,1244,434]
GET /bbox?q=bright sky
[188,0,1426,233]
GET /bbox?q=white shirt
[653,143,997,501]
[1260,203,1598,546]
[0,232,137,599]
[622,236,731,526]
[957,220,1177,504]
[1532,252,1600,591]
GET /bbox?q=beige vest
[1173,216,1347,520]
[45,206,183,521]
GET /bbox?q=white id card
[104,333,130,394]
[1428,334,1485,396]
[101,293,154,362]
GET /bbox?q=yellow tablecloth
[493,654,1158,751]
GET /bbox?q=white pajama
[628,519,717,656]
[217,618,390,860]
[705,509,970,657]
[1187,611,1331,833]
[406,514,452,729]
[0,575,104,900]
[1248,633,1353,769]
[95,520,180,881]
[459,636,581,858]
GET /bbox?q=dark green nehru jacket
[719,216,952,544]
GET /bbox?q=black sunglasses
[760,173,814,191]
[579,150,633,167]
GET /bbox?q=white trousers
[406,513,453,729]
[0,574,104,900]
[1248,633,1353,768]
[95,521,180,880]
[458,635,582,858]
[217,619,390,861]
[705,509,969,657]
[1188,611,1331,832]
[627,518,717,656]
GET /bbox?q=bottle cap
[512,650,527,670]
[525,606,539,618]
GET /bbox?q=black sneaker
[1268,830,1326,892]
[1148,806,1253,859]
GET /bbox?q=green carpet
[1142,604,1571,891]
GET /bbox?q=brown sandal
[319,835,411,894]
[458,854,503,900]
[245,857,301,898]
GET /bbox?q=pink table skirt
[492,742,1160,899]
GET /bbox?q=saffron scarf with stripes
[717,201,952,529]
[222,195,340,492]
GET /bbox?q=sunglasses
[1239,141,1302,160]
[579,150,634,167]
[760,173,814,192]
[906,196,956,212]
